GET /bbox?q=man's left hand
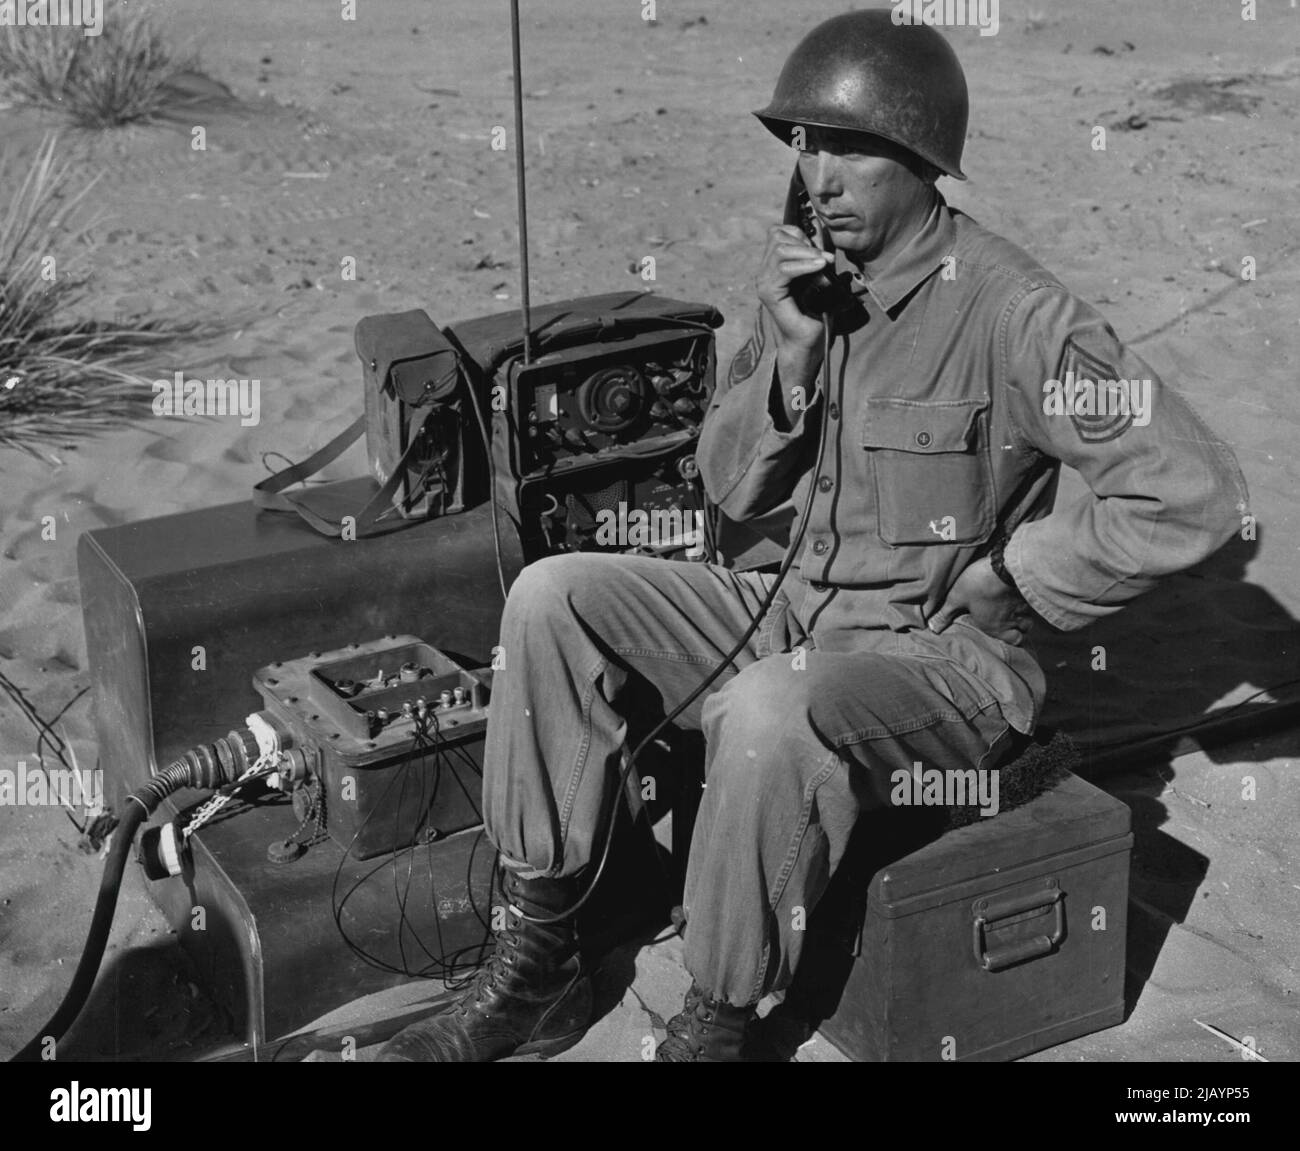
[928,557,1035,646]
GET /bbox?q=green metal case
[807,771,1132,1061]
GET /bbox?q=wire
[328,710,493,983]
[0,670,89,834]
[391,737,423,976]
[518,313,837,926]
[699,484,719,565]
[465,369,511,603]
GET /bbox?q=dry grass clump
[0,4,200,128]
[0,136,217,458]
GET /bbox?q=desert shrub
[0,5,199,128]
[0,136,215,457]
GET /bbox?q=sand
[0,0,1296,1062]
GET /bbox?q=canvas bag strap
[252,407,433,538]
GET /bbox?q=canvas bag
[254,309,473,537]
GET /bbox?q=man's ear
[900,150,941,186]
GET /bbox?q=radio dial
[578,366,648,435]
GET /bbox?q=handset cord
[519,308,836,925]
[464,374,510,603]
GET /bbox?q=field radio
[447,291,720,563]
[254,291,721,565]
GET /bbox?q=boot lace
[656,985,713,1061]
[454,917,523,1013]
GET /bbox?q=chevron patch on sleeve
[725,307,767,390]
[1057,338,1136,444]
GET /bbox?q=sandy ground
[0,0,1296,1062]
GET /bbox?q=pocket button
[915,430,932,447]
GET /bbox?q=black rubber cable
[9,802,146,1062]
[5,752,213,1064]
[8,737,256,1063]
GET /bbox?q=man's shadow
[1040,532,1298,1022]
[680,530,1297,1058]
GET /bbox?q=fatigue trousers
[481,552,1014,1006]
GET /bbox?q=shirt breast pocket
[861,397,995,546]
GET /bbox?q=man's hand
[758,224,834,423]
[928,557,1035,646]
[758,223,835,350]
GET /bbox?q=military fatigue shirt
[697,195,1248,734]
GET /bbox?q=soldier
[379,9,1246,1062]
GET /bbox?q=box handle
[971,881,1064,972]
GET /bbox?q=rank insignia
[1055,338,1137,444]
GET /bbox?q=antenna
[509,0,533,364]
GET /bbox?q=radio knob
[578,365,647,434]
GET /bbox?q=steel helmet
[754,9,969,180]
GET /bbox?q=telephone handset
[782,166,851,317]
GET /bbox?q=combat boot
[654,982,754,1062]
[377,868,592,1061]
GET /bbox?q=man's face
[795,126,934,263]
